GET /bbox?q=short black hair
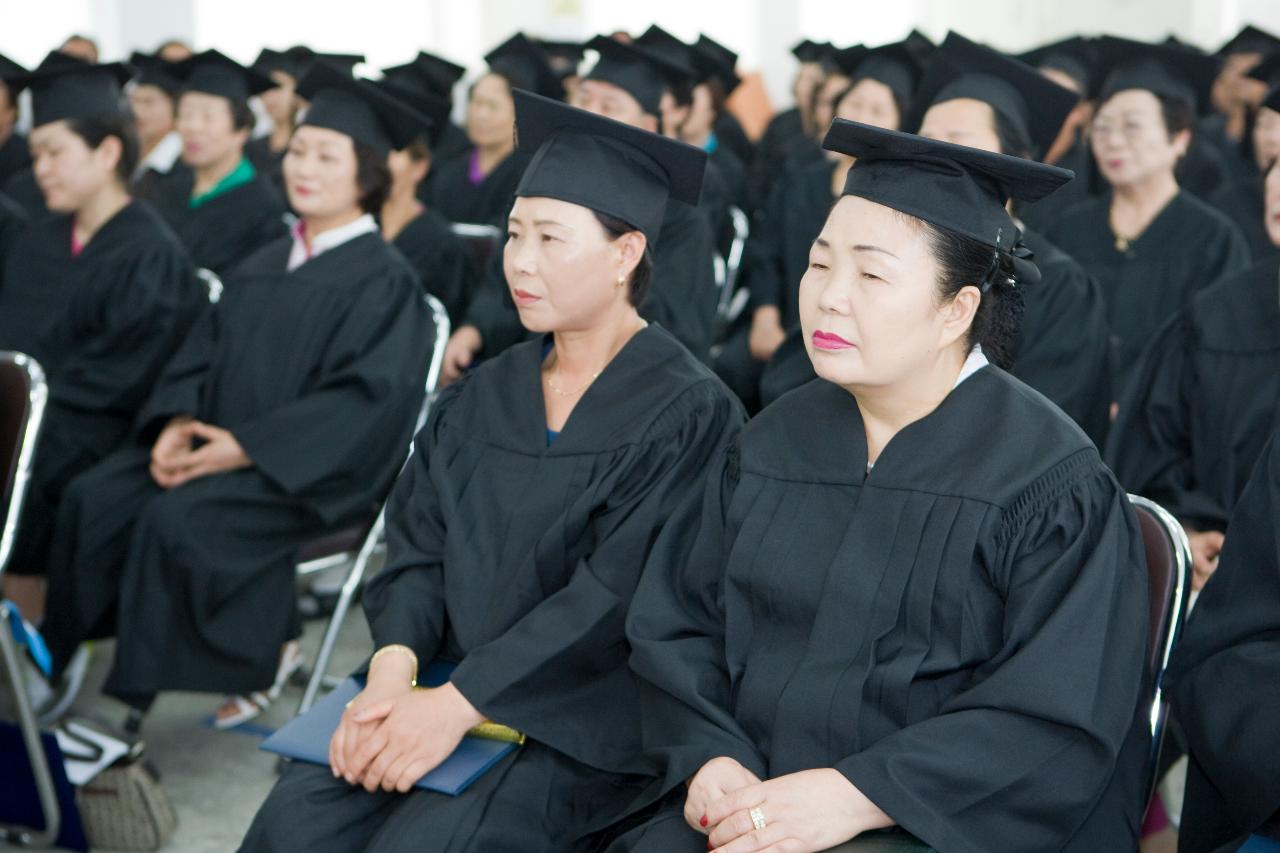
[1157,93,1195,137]
[65,113,139,185]
[230,98,255,132]
[833,76,910,131]
[991,109,1034,160]
[592,210,654,308]
[921,220,1025,370]
[353,139,391,214]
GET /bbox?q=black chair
[0,352,56,846]
[1127,494,1193,803]
[713,205,750,340]
[449,222,503,285]
[292,293,451,717]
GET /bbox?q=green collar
[189,157,256,209]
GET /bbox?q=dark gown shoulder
[390,207,471,322]
[424,149,523,226]
[153,168,289,276]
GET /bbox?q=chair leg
[0,606,61,847]
[296,514,386,717]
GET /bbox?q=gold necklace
[544,366,602,397]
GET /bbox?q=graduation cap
[910,32,1080,158]
[1019,36,1101,98]
[1264,84,1280,114]
[7,51,132,127]
[1097,36,1222,114]
[381,51,466,104]
[792,39,832,65]
[826,119,1072,287]
[833,39,926,107]
[537,40,586,80]
[512,88,707,247]
[128,51,182,98]
[170,49,276,103]
[582,35,695,117]
[252,48,305,80]
[485,33,562,100]
[694,34,742,95]
[0,52,26,81]
[375,78,450,148]
[1248,52,1280,86]
[296,60,432,154]
[1217,24,1280,58]
[634,26,699,74]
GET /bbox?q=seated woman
[1106,154,1280,592]
[1208,74,1280,261]
[246,47,306,194]
[1166,430,1280,853]
[238,90,742,853]
[38,62,436,730]
[1046,37,1250,399]
[125,50,184,203]
[376,79,470,323]
[154,49,288,277]
[0,54,204,625]
[615,120,1152,853]
[425,33,560,225]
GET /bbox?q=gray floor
[3,580,374,853]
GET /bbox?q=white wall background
[3,0,1280,113]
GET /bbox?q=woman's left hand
[704,768,895,852]
[348,682,484,793]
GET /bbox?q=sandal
[212,640,305,730]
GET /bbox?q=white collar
[133,131,183,179]
[287,213,378,271]
[953,344,990,389]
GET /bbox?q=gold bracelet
[370,644,419,687]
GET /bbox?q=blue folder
[260,663,518,796]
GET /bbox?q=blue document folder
[260,664,518,796]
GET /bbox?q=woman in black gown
[1208,72,1280,261]
[1106,155,1280,592]
[39,62,435,730]
[1046,37,1250,401]
[615,120,1151,853]
[238,91,742,853]
[0,54,204,622]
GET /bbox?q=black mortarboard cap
[296,61,432,154]
[1019,36,1101,98]
[485,33,562,100]
[1247,51,1280,86]
[826,119,1072,284]
[375,78,450,147]
[582,35,694,117]
[792,39,831,64]
[537,39,586,80]
[1218,24,1280,58]
[634,26,700,76]
[0,53,27,81]
[381,51,466,103]
[512,88,706,247]
[912,32,1079,158]
[1097,36,1222,114]
[8,51,131,127]
[129,51,182,98]
[170,49,275,102]
[694,34,741,95]
[834,40,925,107]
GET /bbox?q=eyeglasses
[1088,121,1155,142]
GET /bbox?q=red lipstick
[812,330,855,350]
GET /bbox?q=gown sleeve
[230,273,432,521]
[742,179,789,317]
[446,382,742,771]
[626,440,770,790]
[835,452,1149,853]
[1166,434,1280,849]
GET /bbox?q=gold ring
[749,807,766,831]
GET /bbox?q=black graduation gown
[1046,190,1250,395]
[1,166,47,217]
[40,232,433,700]
[0,131,30,184]
[238,324,744,853]
[621,369,1151,853]
[389,207,471,323]
[754,226,1114,445]
[1165,433,1280,853]
[423,148,523,226]
[1176,133,1232,201]
[0,202,205,576]
[153,165,289,277]
[1208,174,1276,262]
[0,191,25,277]
[245,136,287,196]
[713,112,753,167]
[464,198,719,361]
[747,107,805,214]
[1105,255,1280,531]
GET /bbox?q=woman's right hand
[748,307,786,363]
[685,756,763,835]
[329,665,416,784]
[440,325,483,387]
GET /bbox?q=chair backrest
[0,353,47,577]
[449,222,504,283]
[1127,494,1193,800]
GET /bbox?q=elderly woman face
[503,196,643,334]
[799,195,969,392]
